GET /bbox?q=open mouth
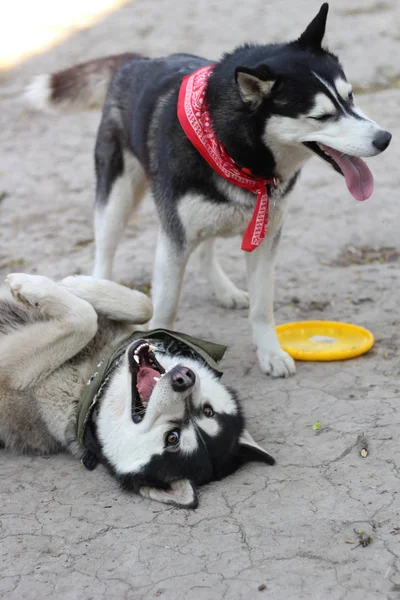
[303,141,374,201]
[128,340,166,423]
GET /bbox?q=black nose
[373,130,392,152]
[170,365,196,392]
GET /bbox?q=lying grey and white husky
[0,273,274,508]
[26,3,391,378]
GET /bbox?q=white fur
[139,479,197,507]
[309,93,337,118]
[197,239,249,309]
[2,274,98,389]
[151,185,250,320]
[178,188,251,242]
[151,182,297,375]
[96,349,237,475]
[265,106,385,160]
[334,77,353,102]
[149,229,190,329]
[313,74,352,108]
[302,115,383,157]
[24,72,109,114]
[24,75,53,112]
[244,198,296,377]
[312,72,342,104]
[60,275,152,323]
[196,416,220,437]
[93,152,148,279]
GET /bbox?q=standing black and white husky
[0,273,274,508]
[27,3,391,377]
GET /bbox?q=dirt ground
[1,1,400,598]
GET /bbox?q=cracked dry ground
[1,0,400,598]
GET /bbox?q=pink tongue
[322,144,374,201]
[137,366,160,402]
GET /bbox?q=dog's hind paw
[216,287,249,309]
[258,348,296,378]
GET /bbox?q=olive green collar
[76,329,227,470]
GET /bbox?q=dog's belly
[0,385,62,454]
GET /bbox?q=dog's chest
[178,179,283,244]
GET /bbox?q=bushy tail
[24,53,140,113]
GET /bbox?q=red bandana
[177,64,276,252]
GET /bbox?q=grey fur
[0,276,144,456]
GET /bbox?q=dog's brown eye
[203,405,214,418]
[165,430,180,446]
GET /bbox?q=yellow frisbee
[276,321,374,361]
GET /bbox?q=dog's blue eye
[203,405,214,418]
[165,430,180,446]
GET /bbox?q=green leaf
[312,421,321,431]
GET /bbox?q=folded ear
[139,479,198,509]
[235,65,277,106]
[239,430,275,465]
[297,3,329,49]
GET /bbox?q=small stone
[258,584,267,592]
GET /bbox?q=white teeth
[153,377,160,382]
[134,355,140,364]
[134,343,149,356]
[317,142,330,157]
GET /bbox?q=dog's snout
[372,130,392,152]
[170,365,196,392]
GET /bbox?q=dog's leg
[246,229,296,377]
[59,275,152,324]
[149,229,190,329]
[198,239,249,308]
[93,141,147,280]
[2,274,98,389]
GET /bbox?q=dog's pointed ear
[139,479,198,509]
[239,430,275,465]
[297,3,329,49]
[235,65,276,106]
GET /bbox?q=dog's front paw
[258,347,296,378]
[6,273,54,310]
[216,287,249,309]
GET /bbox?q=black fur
[102,386,273,497]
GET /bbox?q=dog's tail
[24,53,140,113]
